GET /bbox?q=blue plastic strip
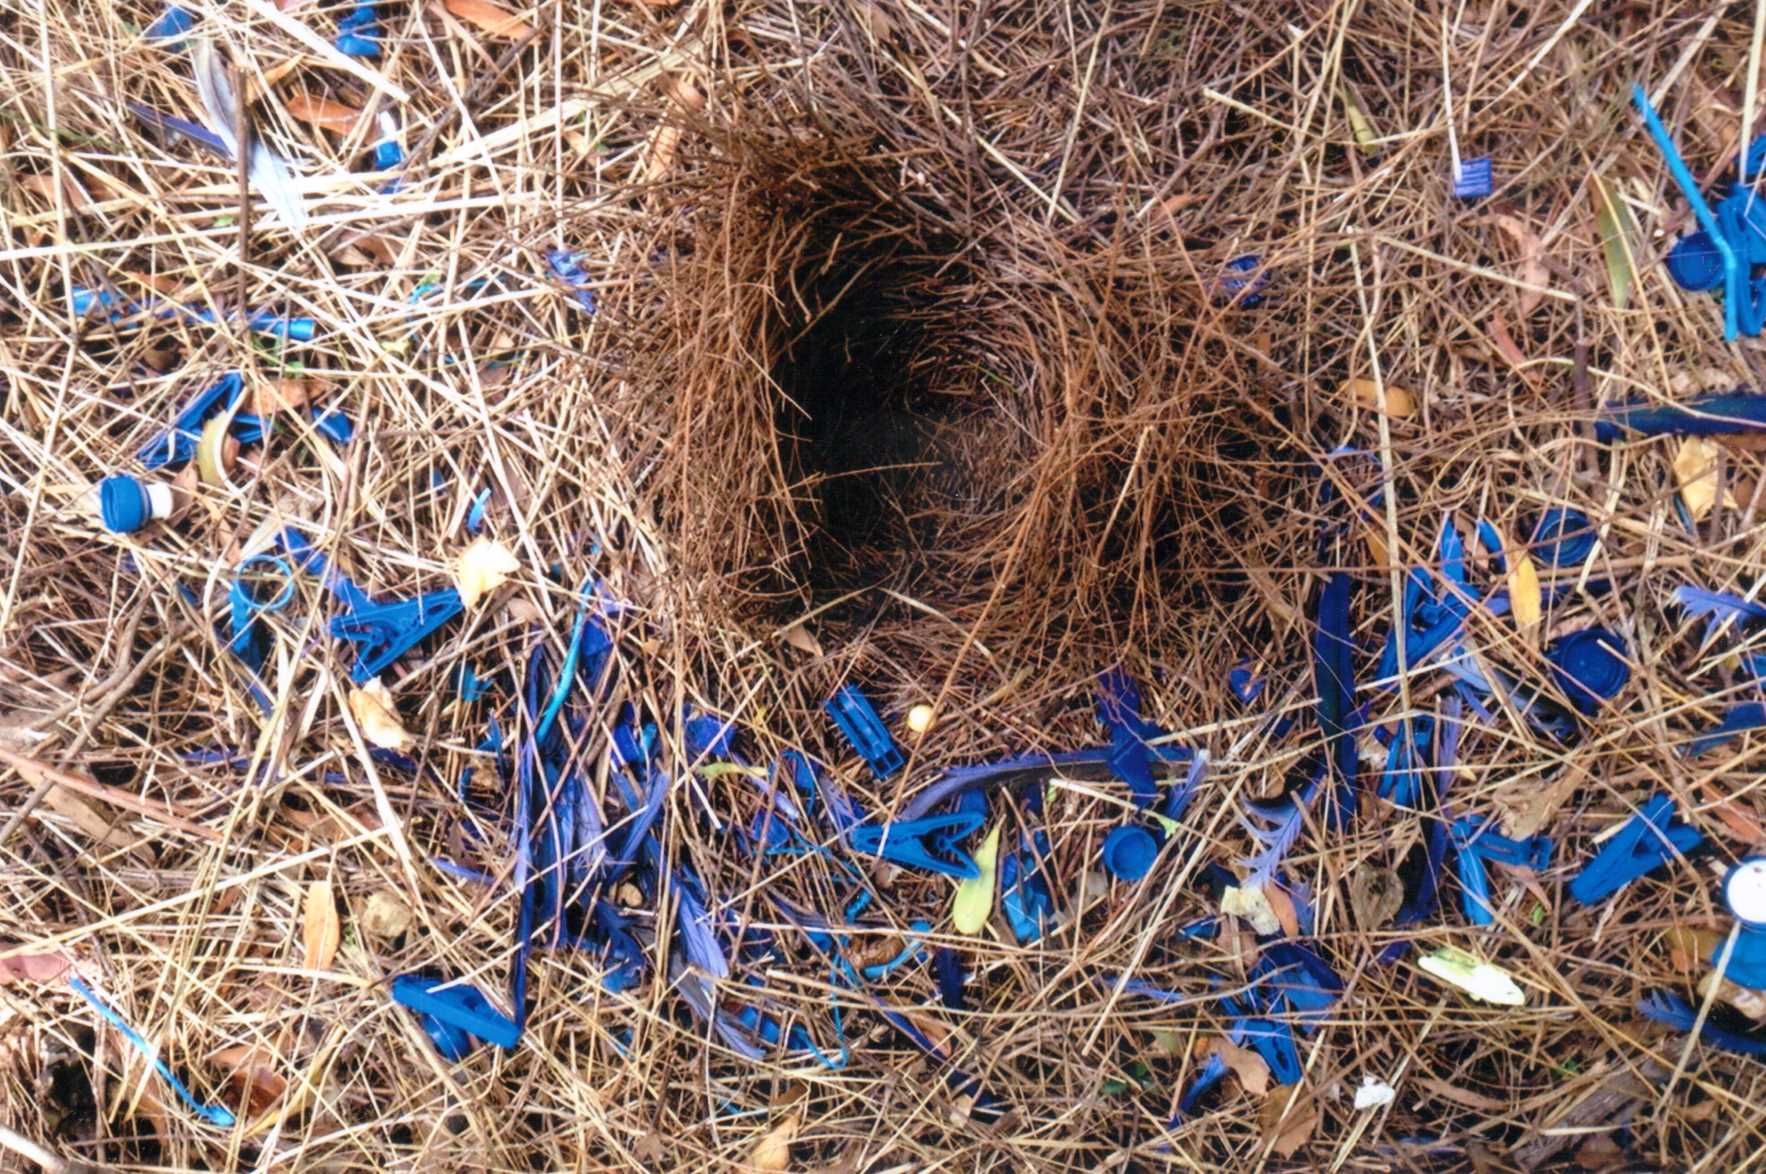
[68,976,236,1127]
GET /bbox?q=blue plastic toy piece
[1097,668,1162,807]
[824,684,904,779]
[228,553,296,675]
[1634,83,1746,340]
[336,3,380,57]
[1451,816,1552,926]
[330,588,465,683]
[1567,792,1704,905]
[547,250,598,314]
[145,5,195,43]
[1668,230,1726,291]
[1545,627,1629,716]
[390,974,520,1051]
[1452,156,1492,200]
[466,487,492,533]
[1102,824,1161,882]
[1228,658,1265,702]
[139,372,244,469]
[846,810,983,877]
[1717,857,1766,990]
[1218,254,1266,306]
[1531,508,1596,567]
[1639,989,1766,1057]
[1000,836,1053,943]
[98,474,153,533]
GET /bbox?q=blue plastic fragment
[1474,519,1507,574]
[336,3,380,57]
[1314,571,1358,826]
[1451,816,1552,927]
[1597,390,1766,440]
[1567,792,1704,905]
[330,588,464,683]
[1452,156,1492,199]
[124,100,229,155]
[898,742,1195,822]
[1544,627,1629,716]
[1250,941,1342,1025]
[546,250,599,314]
[1668,230,1726,291]
[1097,667,1162,807]
[1000,836,1053,943]
[1634,82,1746,340]
[1687,701,1766,756]
[392,974,520,1051]
[144,5,195,43]
[227,553,296,676]
[1102,824,1161,882]
[824,684,904,778]
[1717,857,1766,990]
[847,811,982,878]
[1639,990,1766,1057]
[68,977,236,1127]
[1218,254,1267,306]
[1228,658,1265,702]
[466,487,492,533]
[1531,508,1596,568]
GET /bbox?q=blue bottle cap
[1452,156,1493,200]
[1531,507,1596,567]
[1102,824,1160,882]
[98,474,152,533]
[1667,231,1726,291]
[1545,627,1629,716]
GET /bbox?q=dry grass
[2,0,1766,1168]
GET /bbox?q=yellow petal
[1507,552,1541,630]
[951,822,1002,934]
[1343,378,1416,417]
[348,678,411,751]
[454,537,520,609]
[1674,436,1723,521]
[1417,946,1525,1005]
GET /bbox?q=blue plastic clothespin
[1633,83,1746,341]
[330,588,465,682]
[824,685,904,778]
[336,3,380,57]
[846,810,983,877]
[1452,156,1493,200]
[1218,255,1267,306]
[1544,627,1630,717]
[1567,792,1704,905]
[390,974,520,1054]
[1715,857,1766,990]
[1451,816,1552,926]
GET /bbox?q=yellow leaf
[1591,173,1637,311]
[746,1110,799,1171]
[1674,436,1731,521]
[454,537,520,609]
[1508,552,1541,630]
[348,678,411,751]
[301,880,339,970]
[1343,377,1415,417]
[1340,84,1378,154]
[441,0,534,39]
[1417,946,1525,1005]
[951,822,1002,934]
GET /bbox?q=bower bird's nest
[7,0,1766,1170]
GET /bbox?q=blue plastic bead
[1452,156,1492,200]
[1718,856,1766,990]
[1668,231,1726,291]
[824,685,904,779]
[1545,627,1629,716]
[97,474,152,533]
[1101,824,1160,881]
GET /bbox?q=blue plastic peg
[846,811,982,877]
[824,685,904,779]
[330,588,465,682]
[1567,792,1704,905]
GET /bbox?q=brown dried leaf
[1667,925,1723,975]
[1490,213,1551,315]
[747,1109,799,1171]
[1674,436,1732,521]
[0,951,70,983]
[1343,377,1416,417]
[1258,1087,1318,1158]
[360,888,414,940]
[284,93,365,135]
[1265,885,1300,939]
[301,880,340,970]
[348,678,411,751]
[211,1044,287,1117]
[1214,1036,1270,1097]
[1712,799,1766,846]
[252,378,311,416]
[1349,866,1403,930]
[780,622,823,657]
[442,0,535,39]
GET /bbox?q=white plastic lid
[1726,857,1766,925]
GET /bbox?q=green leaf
[1341,85,1378,154]
[951,821,1002,934]
[1592,173,1637,310]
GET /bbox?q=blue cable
[68,977,236,1128]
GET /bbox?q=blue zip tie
[824,685,904,779]
[1567,792,1704,905]
[68,976,236,1128]
[1633,82,1745,341]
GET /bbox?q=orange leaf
[285,94,365,134]
[1258,1087,1318,1158]
[442,0,535,39]
[211,1045,287,1117]
[1214,1036,1271,1097]
[1342,377,1416,417]
[1264,884,1300,939]
[301,880,340,970]
[252,378,311,416]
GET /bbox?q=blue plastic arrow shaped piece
[1567,792,1703,905]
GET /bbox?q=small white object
[906,704,934,734]
[1353,1077,1396,1111]
[1727,857,1766,925]
[142,483,176,519]
[1221,884,1282,936]
[1418,946,1526,1006]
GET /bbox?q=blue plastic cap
[1531,507,1596,568]
[1102,824,1160,882]
[1667,231,1726,291]
[1453,156,1493,200]
[98,474,152,533]
[1546,627,1629,716]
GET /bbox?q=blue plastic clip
[1000,836,1053,943]
[390,974,520,1052]
[1544,627,1630,716]
[1633,83,1746,341]
[330,588,465,682]
[846,810,983,878]
[1218,254,1266,306]
[1530,508,1596,567]
[824,685,904,779]
[1716,857,1766,990]
[1567,792,1704,905]
[1452,156,1493,200]
[1451,816,1552,926]
[139,372,244,469]
[1639,990,1766,1057]
[336,3,380,57]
